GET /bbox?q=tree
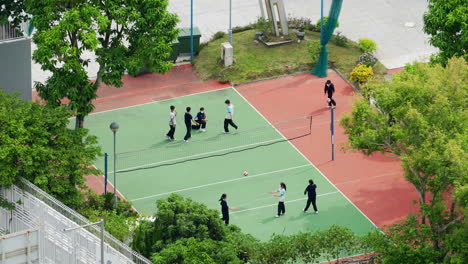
[341,58,467,262]
[0,90,100,209]
[423,0,468,65]
[26,0,179,128]
[0,0,28,32]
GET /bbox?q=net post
[331,108,335,161]
[309,115,313,135]
[104,152,108,194]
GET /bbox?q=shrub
[357,53,378,67]
[256,17,271,35]
[307,40,322,63]
[333,31,348,47]
[316,17,339,29]
[232,24,255,33]
[211,31,226,42]
[358,38,377,53]
[289,16,312,32]
[350,64,374,84]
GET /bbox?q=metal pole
[100,219,105,264]
[190,0,194,64]
[113,132,117,206]
[228,0,232,45]
[331,107,335,161]
[320,0,324,33]
[104,152,108,194]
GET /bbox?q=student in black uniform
[183,107,198,142]
[219,193,234,225]
[303,179,318,214]
[192,107,208,132]
[324,80,337,109]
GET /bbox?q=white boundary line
[231,87,379,228]
[130,164,310,202]
[111,137,284,174]
[231,191,339,214]
[71,86,232,118]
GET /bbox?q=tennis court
[83,87,376,241]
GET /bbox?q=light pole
[228,0,232,45]
[109,122,119,207]
[190,0,194,63]
[63,219,105,264]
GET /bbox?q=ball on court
[243,171,249,176]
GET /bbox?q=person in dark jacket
[183,107,198,142]
[219,193,234,225]
[303,179,318,214]
[324,80,337,109]
[191,107,208,132]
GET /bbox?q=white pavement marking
[232,87,379,228]
[130,164,310,202]
[231,191,339,214]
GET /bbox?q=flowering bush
[289,17,312,32]
[350,64,374,84]
[358,38,377,53]
[356,53,378,67]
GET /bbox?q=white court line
[231,191,339,214]
[130,164,310,202]
[111,137,285,174]
[232,87,379,228]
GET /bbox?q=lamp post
[63,219,105,264]
[109,122,119,207]
[228,0,232,45]
[190,0,194,63]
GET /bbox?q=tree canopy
[341,57,468,262]
[26,0,179,128]
[423,0,468,65]
[0,90,100,208]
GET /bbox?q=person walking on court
[303,179,318,214]
[184,107,198,142]
[324,80,337,109]
[219,193,235,225]
[270,182,286,218]
[166,105,177,140]
[224,99,238,133]
[192,107,208,132]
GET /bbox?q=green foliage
[358,38,377,53]
[256,17,271,35]
[341,58,468,262]
[288,17,312,32]
[27,0,179,128]
[251,234,295,264]
[333,31,348,47]
[0,0,28,35]
[232,24,255,33]
[307,40,321,64]
[349,64,374,84]
[0,90,100,209]
[211,31,226,42]
[356,53,378,67]
[316,225,358,262]
[423,0,468,65]
[316,17,340,29]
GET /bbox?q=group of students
[219,179,319,225]
[166,99,239,142]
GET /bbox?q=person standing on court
[219,193,235,225]
[184,107,198,142]
[224,99,238,133]
[166,105,177,140]
[324,80,337,109]
[192,107,208,132]
[303,179,318,214]
[270,182,287,218]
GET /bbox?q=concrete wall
[0,38,32,101]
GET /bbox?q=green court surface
[83,87,376,241]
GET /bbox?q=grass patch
[194,29,387,84]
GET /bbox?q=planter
[296,31,305,40]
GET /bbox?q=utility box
[220,42,233,67]
[178,27,201,54]
[167,38,180,63]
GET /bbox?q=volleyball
[243,171,249,176]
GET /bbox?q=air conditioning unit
[220,42,233,67]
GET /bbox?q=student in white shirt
[224,99,238,133]
[269,182,287,218]
[166,105,177,140]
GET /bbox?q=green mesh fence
[311,0,343,77]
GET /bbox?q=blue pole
[320,0,324,34]
[331,107,335,161]
[104,153,108,194]
[190,0,194,64]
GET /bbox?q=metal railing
[0,23,29,41]
[0,178,151,264]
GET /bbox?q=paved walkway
[31,0,437,86]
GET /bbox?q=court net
[107,115,313,173]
